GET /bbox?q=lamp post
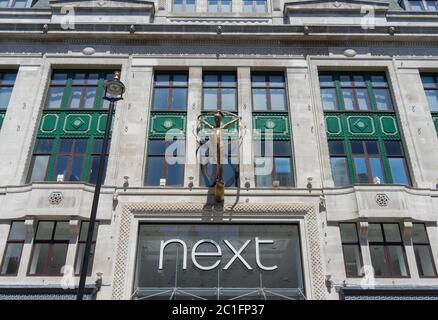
[77,71,125,300]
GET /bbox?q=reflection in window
[255,141,294,187]
[0,221,26,276]
[145,140,185,187]
[29,221,70,276]
[368,223,409,278]
[0,71,17,110]
[340,223,363,277]
[412,224,437,277]
[75,221,99,276]
[203,72,237,111]
[152,72,188,111]
[328,140,350,187]
[252,73,287,112]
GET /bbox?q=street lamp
[77,71,125,300]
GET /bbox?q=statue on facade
[196,111,242,203]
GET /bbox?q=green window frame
[28,70,114,184]
[320,72,411,187]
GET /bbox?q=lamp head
[105,71,125,99]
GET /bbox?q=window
[152,72,188,111]
[173,0,196,12]
[203,72,237,111]
[319,73,393,112]
[243,0,267,13]
[74,221,98,276]
[208,0,231,12]
[0,221,26,276]
[28,221,70,276]
[45,71,113,110]
[252,73,287,112]
[340,223,363,277]
[28,138,109,183]
[200,138,239,187]
[145,140,185,187]
[329,140,410,186]
[421,74,438,112]
[0,71,17,109]
[408,0,438,11]
[328,141,350,187]
[368,223,409,278]
[255,141,294,187]
[0,0,28,8]
[412,224,437,277]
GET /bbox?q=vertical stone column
[0,60,47,185]
[388,65,438,189]
[237,67,254,188]
[108,66,153,187]
[185,67,203,187]
[287,66,323,188]
[232,0,241,12]
[198,0,208,12]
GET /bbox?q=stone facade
[0,0,437,300]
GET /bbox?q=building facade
[0,0,438,300]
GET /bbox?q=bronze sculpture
[197,111,242,202]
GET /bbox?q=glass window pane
[155,74,170,86]
[8,221,26,241]
[255,0,266,12]
[203,88,218,110]
[46,87,64,109]
[222,0,231,11]
[146,157,164,186]
[0,1,9,8]
[383,224,402,242]
[354,158,369,183]
[421,75,436,88]
[321,88,338,111]
[340,224,358,242]
[369,158,385,184]
[370,245,389,277]
[68,155,84,181]
[353,75,366,87]
[270,88,287,111]
[54,222,70,240]
[343,245,362,277]
[330,157,350,187]
[368,224,384,242]
[12,0,27,8]
[253,89,267,111]
[387,245,408,277]
[29,155,50,182]
[203,74,219,86]
[29,243,50,275]
[223,163,238,187]
[269,75,285,87]
[252,74,266,86]
[0,87,13,109]
[54,156,68,180]
[243,0,253,12]
[273,141,291,156]
[384,141,403,156]
[365,141,379,154]
[371,75,387,87]
[410,1,423,10]
[328,141,345,155]
[59,139,73,153]
[166,164,184,187]
[319,75,334,87]
[35,222,55,240]
[83,87,96,109]
[414,245,437,277]
[173,74,187,86]
[148,140,167,155]
[342,89,355,110]
[356,88,371,111]
[351,141,364,154]
[87,73,99,85]
[221,74,236,87]
[255,158,273,187]
[208,0,218,12]
[69,87,82,109]
[388,158,409,185]
[373,89,393,111]
[35,139,54,153]
[425,90,438,112]
[75,243,95,275]
[275,158,292,187]
[49,243,68,275]
[427,1,438,11]
[153,88,169,110]
[171,88,187,111]
[412,224,429,243]
[220,88,236,111]
[0,243,23,275]
[186,0,196,12]
[340,75,353,87]
[51,73,68,85]
[79,222,98,242]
